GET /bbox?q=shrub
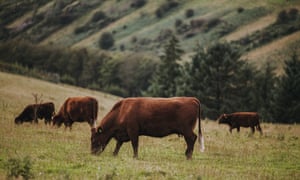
[5,156,34,180]
[155,8,163,18]
[131,36,138,43]
[288,8,299,20]
[206,18,221,29]
[155,0,179,18]
[185,9,194,18]
[237,7,244,13]
[276,10,288,23]
[102,85,128,97]
[74,25,88,34]
[60,74,76,85]
[91,11,106,22]
[190,18,206,29]
[99,32,114,50]
[175,19,183,28]
[131,0,147,8]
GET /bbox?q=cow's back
[64,96,98,124]
[38,102,55,117]
[117,97,199,136]
[229,112,259,127]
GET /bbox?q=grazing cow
[217,112,262,134]
[91,97,205,160]
[53,96,98,129]
[15,102,55,124]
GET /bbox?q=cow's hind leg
[183,132,197,160]
[127,128,139,158]
[130,137,139,158]
[113,141,123,156]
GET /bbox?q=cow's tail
[197,99,205,152]
[92,99,98,129]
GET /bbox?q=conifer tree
[146,34,184,97]
[254,62,277,122]
[274,52,300,123]
[183,42,254,119]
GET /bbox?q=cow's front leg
[251,126,255,134]
[113,141,123,156]
[229,126,233,133]
[237,126,240,133]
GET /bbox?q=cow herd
[14,96,262,159]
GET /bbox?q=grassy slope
[0,71,299,179]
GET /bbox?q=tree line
[0,36,299,123]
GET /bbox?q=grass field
[0,72,299,179]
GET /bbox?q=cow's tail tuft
[198,99,205,152]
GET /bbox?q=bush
[102,85,128,97]
[288,8,299,20]
[91,11,106,22]
[175,19,183,28]
[185,9,194,18]
[155,8,163,18]
[190,18,206,29]
[237,7,244,13]
[276,10,288,23]
[60,74,76,85]
[131,0,147,8]
[99,32,114,50]
[205,18,221,29]
[155,0,179,18]
[5,156,34,180]
[74,25,89,34]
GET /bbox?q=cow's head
[14,117,22,124]
[52,114,64,127]
[218,114,229,124]
[91,127,110,155]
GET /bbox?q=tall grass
[0,72,299,179]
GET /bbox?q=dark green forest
[0,35,299,123]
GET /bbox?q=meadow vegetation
[0,72,299,179]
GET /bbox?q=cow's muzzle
[91,146,104,155]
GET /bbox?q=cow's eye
[98,127,103,134]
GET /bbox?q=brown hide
[91,97,204,160]
[53,96,98,129]
[218,112,262,134]
[15,102,55,124]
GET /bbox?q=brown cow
[91,97,205,160]
[53,96,98,129]
[15,102,55,124]
[217,112,262,134]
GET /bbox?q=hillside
[0,72,300,179]
[0,71,120,119]
[2,0,300,65]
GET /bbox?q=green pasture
[0,72,299,179]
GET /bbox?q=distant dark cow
[15,102,55,124]
[91,97,205,160]
[217,112,262,134]
[53,96,98,129]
